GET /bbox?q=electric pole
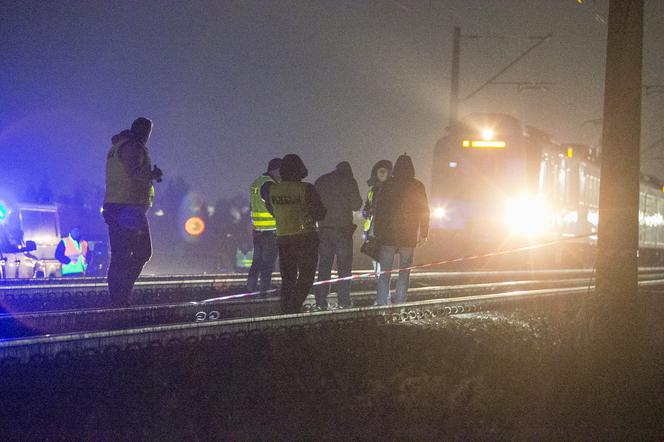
[449,26,461,126]
[596,0,643,299]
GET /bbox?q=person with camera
[102,117,163,308]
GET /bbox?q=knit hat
[280,154,308,181]
[266,158,282,173]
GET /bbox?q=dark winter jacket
[373,155,430,248]
[314,162,363,229]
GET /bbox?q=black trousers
[278,232,319,314]
[103,204,152,307]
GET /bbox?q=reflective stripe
[236,249,253,268]
[253,220,277,227]
[251,211,276,228]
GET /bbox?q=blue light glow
[0,202,8,222]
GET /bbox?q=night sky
[1,0,663,203]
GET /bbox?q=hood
[111,129,135,146]
[393,154,415,180]
[111,117,153,146]
[280,154,308,181]
[335,161,353,177]
[367,159,393,186]
[130,117,153,144]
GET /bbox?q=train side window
[639,192,646,245]
[646,194,657,245]
[579,165,586,206]
[539,158,547,195]
[658,197,664,246]
[558,158,566,202]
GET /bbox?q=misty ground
[2,292,663,440]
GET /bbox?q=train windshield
[434,115,527,202]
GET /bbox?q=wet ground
[1,295,663,440]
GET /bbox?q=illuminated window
[461,140,506,149]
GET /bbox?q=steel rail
[4,267,664,291]
[3,272,664,335]
[0,277,596,339]
[3,278,664,365]
[0,268,629,314]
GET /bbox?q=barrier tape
[200,233,595,303]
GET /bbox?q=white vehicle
[0,201,62,279]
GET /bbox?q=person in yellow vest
[102,117,163,307]
[246,158,281,293]
[362,160,392,275]
[264,154,326,314]
[55,227,88,277]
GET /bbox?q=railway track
[2,270,664,365]
[3,268,664,313]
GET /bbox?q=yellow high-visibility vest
[250,175,277,231]
[363,189,374,233]
[269,181,314,236]
[61,236,88,275]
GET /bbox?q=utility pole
[596,0,643,299]
[449,26,461,126]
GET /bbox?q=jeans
[375,246,414,305]
[278,232,319,314]
[315,227,354,308]
[103,204,152,307]
[246,230,278,293]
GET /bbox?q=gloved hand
[152,164,163,183]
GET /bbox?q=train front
[427,114,557,265]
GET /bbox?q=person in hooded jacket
[373,154,429,305]
[313,161,363,309]
[362,159,393,276]
[264,154,326,314]
[103,117,163,307]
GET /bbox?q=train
[427,113,664,267]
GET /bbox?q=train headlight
[433,207,446,219]
[503,195,551,235]
[481,128,495,141]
